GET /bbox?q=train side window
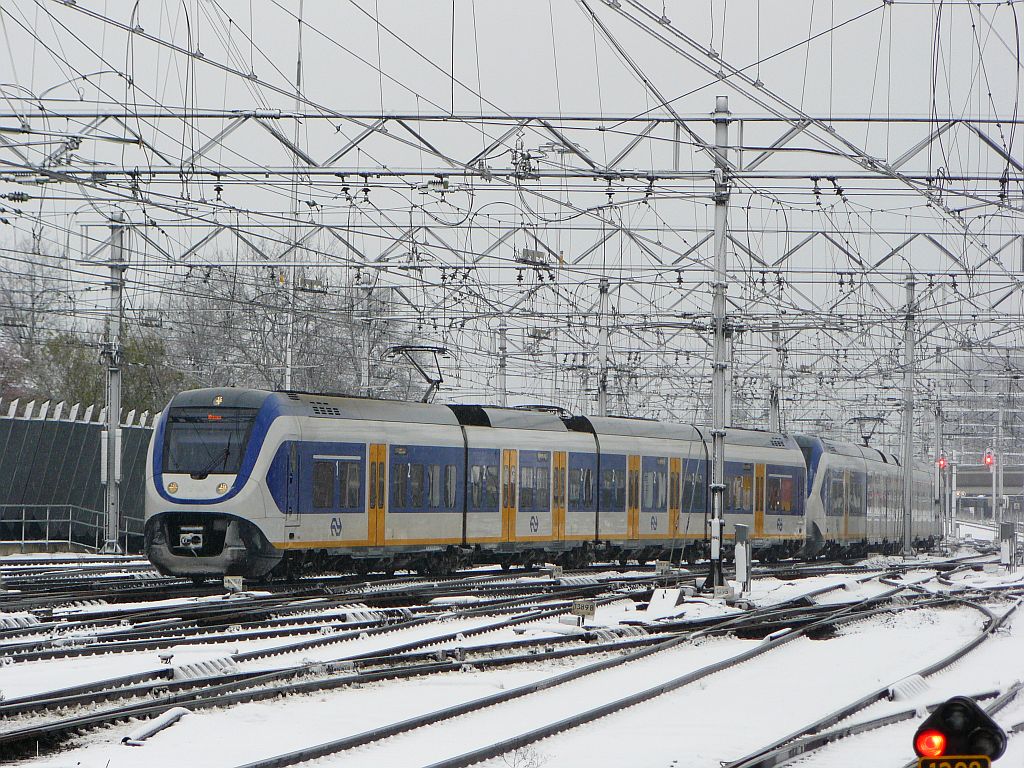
[601,469,614,510]
[536,465,550,512]
[343,462,362,508]
[520,466,535,509]
[582,468,594,506]
[410,464,425,508]
[313,461,335,510]
[568,468,581,504]
[484,465,500,509]
[766,475,793,513]
[392,463,409,509]
[642,471,655,509]
[829,474,845,516]
[670,469,680,510]
[444,465,457,509]
[469,465,482,509]
[683,471,705,512]
[428,464,442,508]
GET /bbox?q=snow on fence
[0,399,154,553]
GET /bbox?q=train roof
[571,416,701,441]
[725,428,799,450]
[276,391,461,426]
[447,405,568,431]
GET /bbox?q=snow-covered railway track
[220,574,946,768]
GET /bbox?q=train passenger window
[313,461,335,509]
[484,466,499,508]
[642,472,655,509]
[657,470,667,508]
[849,478,863,516]
[828,474,845,516]
[520,467,535,509]
[410,464,425,508]
[766,475,793,513]
[670,469,680,510]
[601,468,626,511]
[392,463,409,508]
[469,466,482,509]
[444,465,457,509]
[428,464,442,508]
[582,468,593,506]
[536,466,550,511]
[568,469,581,504]
[343,462,361,508]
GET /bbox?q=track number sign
[570,599,596,618]
[918,757,991,768]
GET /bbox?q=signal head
[913,696,1007,761]
[914,728,947,758]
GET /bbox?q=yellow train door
[368,444,387,545]
[754,463,766,537]
[553,451,567,540]
[502,449,518,542]
[627,455,641,539]
[669,457,681,536]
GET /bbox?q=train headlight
[216,482,229,494]
[167,482,178,494]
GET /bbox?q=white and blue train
[144,388,939,579]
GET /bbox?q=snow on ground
[787,604,1024,766]
[5,557,1020,768]
[20,659,603,768]
[467,605,991,768]
[0,613,531,701]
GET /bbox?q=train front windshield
[162,407,258,477]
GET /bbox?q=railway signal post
[705,95,731,591]
[913,695,1006,765]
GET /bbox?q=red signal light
[915,729,947,758]
[937,456,947,470]
[984,451,994,466]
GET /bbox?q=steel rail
[725,591,1022,767]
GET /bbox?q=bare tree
[165,263,418,397]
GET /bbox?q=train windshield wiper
[191,436,232,479]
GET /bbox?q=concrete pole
[497,320,508,407]
[768,323,782,433]
[364,296,373,396]
[991,453,998,525]
[101,214,126,554]
[706,95,731,590]
[934,406,942,537]
[902,276,915,557]
[946,460,954,532]
[997,407,1004,526]
[597,277,609,417]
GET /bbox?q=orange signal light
[914,729,947,758]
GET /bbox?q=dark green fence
[0,399,154,552]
